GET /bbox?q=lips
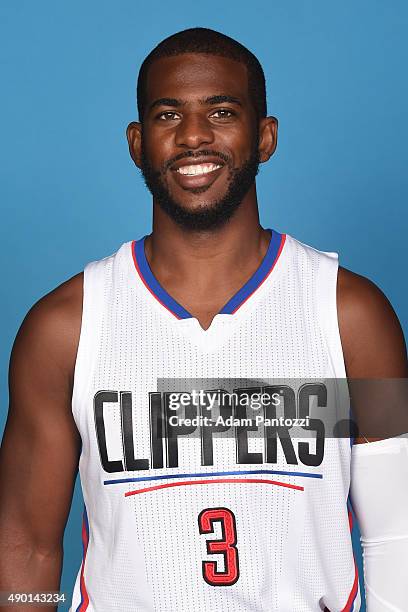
[170,155,226,171]
[177,162,222,176]
[170,157,226,189]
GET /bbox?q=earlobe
[258,116,278,163]
[126,121,142,168]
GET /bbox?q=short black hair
[137,27,267,122]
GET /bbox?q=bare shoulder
[337,266,408,378]
[0,274,85,554]
[337,266,397,337]
[10,272,84,388]
[338,266,394,314]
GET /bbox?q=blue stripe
[134,229,283,319]
[219,229,283,314]
[134,237,192,319]
[104,468,323,485]
[84,504,89,535]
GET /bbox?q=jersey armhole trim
[316,252,348,380]
[71,260,105,430]
[316,253,353,450]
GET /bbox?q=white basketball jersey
[69,229,361,612]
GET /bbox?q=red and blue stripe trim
[131,229,286,319]
[104,468,322,486]
[125,477,304,496]
[341,496,360,611]
[76,504,90,612]
[220,229,286,314]
[132,236,191,319]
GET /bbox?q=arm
[337,266,408,611]
[0,273,83,611]
[337,266,408,441]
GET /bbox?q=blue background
[1,1,407,609]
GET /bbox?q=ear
[126,121,142,168]
[258,116,278,163]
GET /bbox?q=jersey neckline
[131,229,286,321]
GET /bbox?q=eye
[157,111,180,121]
[210,109,235,119]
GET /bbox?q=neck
[146,184,267,283]
[141,184,271,330]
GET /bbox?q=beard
[139,138,260,231]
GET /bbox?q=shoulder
[10,272,84,387]
[337,266,408,377]
[337,266,394,323]
[20,272,83,337]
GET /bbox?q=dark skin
[127,54,277,329]
[0,52,407,607]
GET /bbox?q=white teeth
[177,163,222,176]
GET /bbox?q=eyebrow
[149,97,183,110]
[148,94,243,111]
[203,95,242,107]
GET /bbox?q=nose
[174,112,214,149]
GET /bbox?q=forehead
[144,53,250,105]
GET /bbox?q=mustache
[163,149,230,172]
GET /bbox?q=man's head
[127,28,277,231]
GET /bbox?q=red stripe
[341,557,359,611]
[341,509,359,611]
[348,508,353,531]
[231,233,287,314]
[78,515,90,611]
[131,240,182,320]
[125,477,304,496]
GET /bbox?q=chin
[174,199,221,214]
[157,195,242,232]
[167,188,228,213]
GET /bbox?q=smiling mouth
[176,163,223,176]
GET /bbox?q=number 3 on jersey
[198,507,240,586]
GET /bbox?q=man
[0,27,407,612]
